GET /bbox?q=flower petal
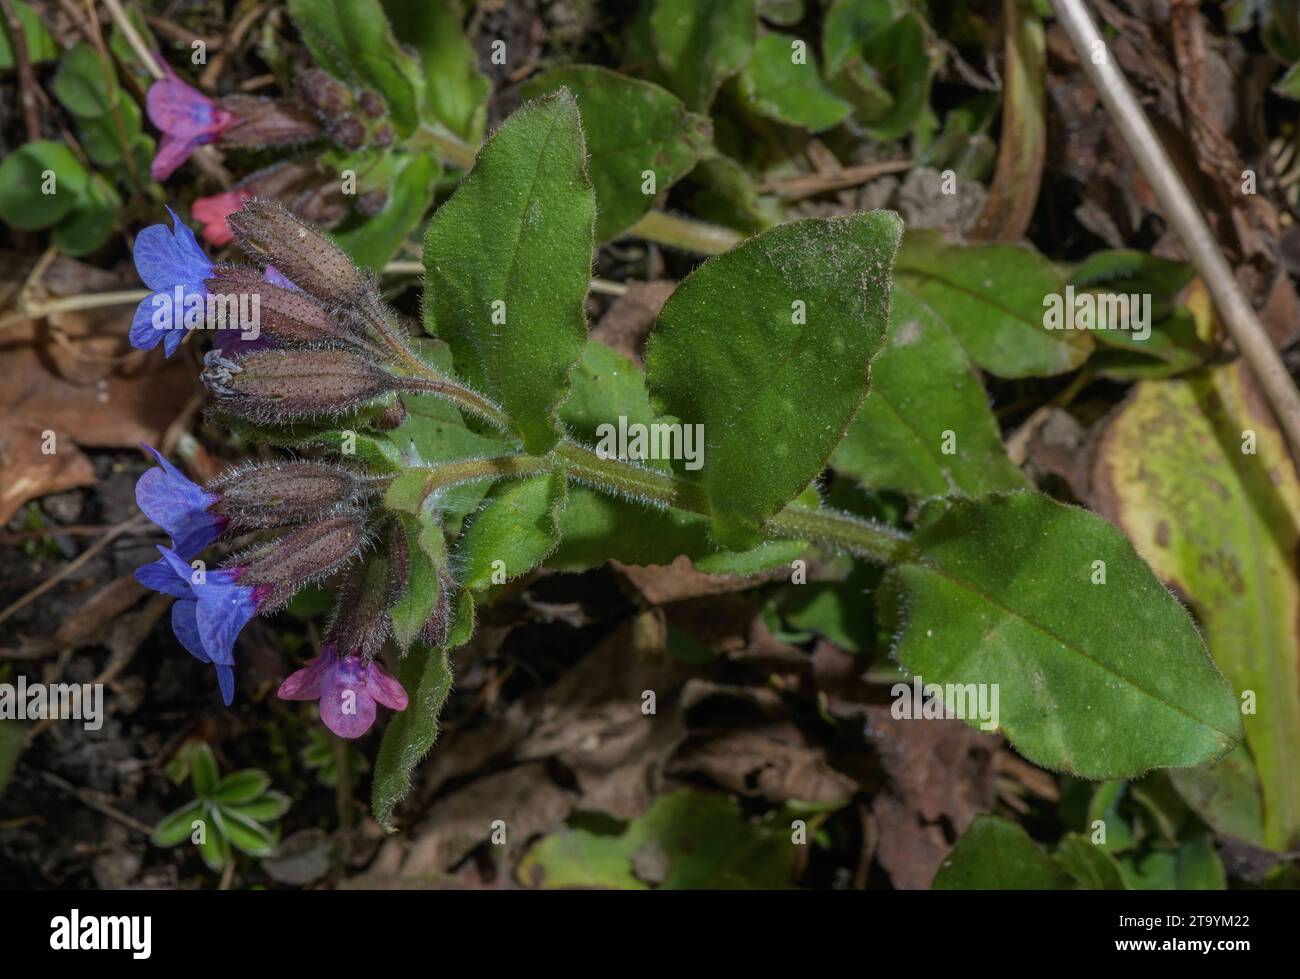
[171,599,208,662]
[147,75,217,139]
[277,653,333,701]
[150,132,199,181]
[134,557,191,598]
[364,660,409,711]
[214,664,236,706]
[194,573,258,666]
[129,293,167,351]
[319,668,377,739]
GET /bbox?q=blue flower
[134,444,226,560]
[135,546,264,705]
[130,207,214,357]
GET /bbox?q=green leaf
[522,66,712,242]
[457,475,568,590]
[371,624,466,831]
[381,0,489,141]
[1056,834,1132,889]
[422,91,595,453]
[547,485,805,574]
[880,492,1243,779]
[152,800,204,848]
[286,0,420,136]
[517,788,794,889]
[559,340,660,451]
[932,815,1071,889]
[224,791,292,823]
[645,212,902,549]
[52,176,120,256]
[894,230,1092,378]
[0,1,56,70]
[197,803,232,871]
[386,505,449,653]
[0,719,23,799]
[735,33,852,132]
[332,152,439,271]
[190,743,220,798]
[823,3,932,139]
[0,141,88,230]
[832,288,1027,498]
[1167,744,1265,847]
[1119,831,1226,890]
[1094,361,1300,850]
[212,807,277,858]
[651,0,757,111]
[211,769,271,806]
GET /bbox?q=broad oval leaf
[651,0,757,111]
[523,66,712,242]
[735,32,852,132]
[422,91,595,453]
[381,0,489,141]
[880,492,1242,779]
[833,288,1027,498]
[932,814,1070,889]
[645,211,902,549]
[456,474,568,590]
[894,230,1092,378]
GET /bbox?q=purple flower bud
[370,123,394,148]
[135,444,226,559]
[357,90,385,119]
[226,199,365,302]
[326,551,397,662]
[329,115,367,150]
[297,68,355,119]
[215,96,322,147]
[357,188,389,216]
[235,511,368,610]
[146,64,238,180]
[277,641,408,739]
[373,399,407,430]
[207,460,369,529]
[201,348,404,422]
[419,568,454,648]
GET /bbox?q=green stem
[628,210,744,256]
[553,441,908,564]
[398,374,511,431]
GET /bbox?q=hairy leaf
[881,492,1242,778]
[422,92,595,453]
[932,815,1070,889]
[651,0,757,111]
[735,33,852,132]
[646,212,902,548]
[457,475,568,590]
[523,66,712,241]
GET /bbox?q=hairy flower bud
[419,567,454,648]
[357,188,389,216]
[329,115,367,150]
[358,90,386,119]
[371,123,394,148]
[216,96,322,147]
[328,550,397,661]
[206,265,371,350]
[227,199,365,302]
[298,68,354,118]
[373,399,407,430]
[237,511,368,609]
[202,348,403,422]
[208,461,367,529]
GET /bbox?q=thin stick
[0,0,41,140]
[0,514,150,627]
[1050,0,1300,458]
[101,0,164,78]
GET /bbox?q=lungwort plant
[129,89,1243,830]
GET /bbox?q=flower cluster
[126,200,458,736]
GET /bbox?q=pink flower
[192,190,252,245]
[147,65,237,181]
[277,643,409,738]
